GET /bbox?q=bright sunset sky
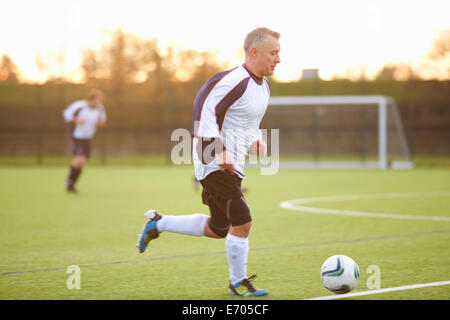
[1,0,449,82]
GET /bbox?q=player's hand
[215,149,235,176]
[74,117,85,125]
[97,120,106,127]
[249,140,267,157]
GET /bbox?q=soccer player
[62,89,106,193]
[137,27,280,296]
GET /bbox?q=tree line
[0,29,449,85]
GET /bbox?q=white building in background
[301,68,320,80]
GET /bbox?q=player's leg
[136,209,215,253]
[153,188,230,239]
[152,188,230,239]
[229,221,252,238]
[66,155,86,192]
[203,219,226,239]
[136,193,229,253]
[136,173,231,253]
[72,154,87,168]
[202,171,267,296]
[155,212,210,236]
[66,139,89,193]
[225,196,268,296]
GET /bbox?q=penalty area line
[304,280,450,300]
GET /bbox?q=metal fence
[0,81,449,165]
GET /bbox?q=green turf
[0,165,449,300]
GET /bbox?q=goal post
[265,95,414,170]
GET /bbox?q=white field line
[280,192,450,222]
[304,280,450,300]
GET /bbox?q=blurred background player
[137,27,280,296]
[62,89,107,193]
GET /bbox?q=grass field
[0,164,449,300]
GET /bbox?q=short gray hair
[244,27,280,54]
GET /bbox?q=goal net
[262,96,414,170]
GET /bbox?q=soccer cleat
[66,180,78,194]
[67,186,78,194]
[137,209,162,253]
[228,275,268,297]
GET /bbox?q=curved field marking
[280,192,450,222]
[305,280,450,300]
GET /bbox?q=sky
[1,0,449,82]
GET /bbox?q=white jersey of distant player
[193,65,270,180]
[63,100,106,139]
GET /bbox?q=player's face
[88,96,103,108]
[256,36,281,77]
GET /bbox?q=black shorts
[71,138,91,158]
[200,170,252,235]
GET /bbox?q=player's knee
[210,224,230,238]
[230,221,252,238]
[80,156,87,166]
[242,221,252,234]
[206,219,230,239]
[73,156,86,168]
[216,230,229,239]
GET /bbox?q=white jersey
[192,64,270,180]
[62,100,106,139]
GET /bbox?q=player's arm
[72,116,85,125]
[215,146,235,175]
[249,130,267,157]
[63,101,85,125]
[97,105,107,127]
[196,135,235,175]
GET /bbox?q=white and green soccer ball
[321,255,360,294]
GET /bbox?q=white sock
[225,233,249,286]
[156,214,209,236]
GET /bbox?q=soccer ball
[320,255,360,294]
